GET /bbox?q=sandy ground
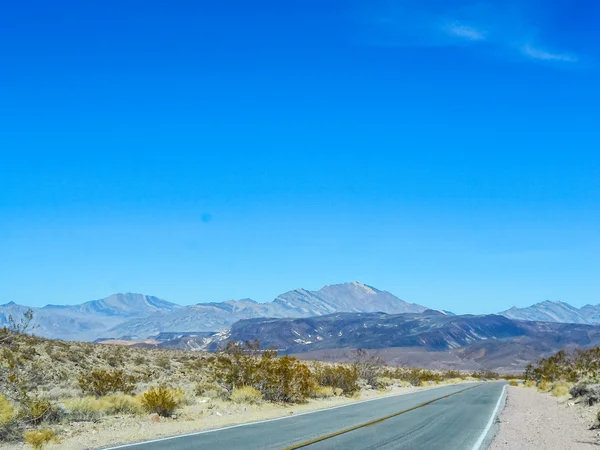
[490,386,599,450]
[5,384,451,450]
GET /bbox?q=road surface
[106,382,506,450]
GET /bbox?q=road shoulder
[489,386,598,450]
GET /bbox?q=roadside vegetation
[1,312,498,448]
[524,347,600,426]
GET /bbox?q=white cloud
[522,45,578,63]
[445,23,486,41]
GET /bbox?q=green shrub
[215,343,315,403]
[230,386,262,404]
[23,428,57,450]
[78,369,136,397]
[314,365,359,396]
[524,380,536,388]
[140,386,178,417]
[509,380,519,387]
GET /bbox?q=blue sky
[1,0,599,313]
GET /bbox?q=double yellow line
[284,384,480,450]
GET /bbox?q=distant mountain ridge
[150,311,600,371]
[499,300,600,325]
[1,282,427,342]
[0,294,180,341]
[104,282,427,339]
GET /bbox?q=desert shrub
[551,382,571,397]
[0,419,23,443]
[0,395,14,425]
[352,349,385,388]
[375,377,392,390]
[255,353,313,403]
[140,386,178,417]
[475,369,500,380]
[215,342,314,403]
[64,397,105,422]
[569,383,600,406]
[19,397,62,425]
[525,348,599,383]
[537,380,552,392]
[310,386,334,399]
[78,369,136,397]
[524,380,536,388]
[230,386,262,404]
[171,388,195,406]
[195,381,227,399]
[509,380,519,387]
[133,356,147,366]
[155,356,171,370]
[314,365,359,396]
[104,394,142,415]
[23,428,57,450]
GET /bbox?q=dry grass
[550,382,571,397]
[537,380,552,392]
[0,395,14,425]
[23,428,57,449]
[230,386,263,404]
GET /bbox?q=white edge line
[470,383,507,450]
[103,383,476,449]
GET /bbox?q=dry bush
[64,397,105,422]
[78,369,136,397]
[310,386,334,399]
[19,397,62,425]
[537,380,552,392]
[509,380,519,387]
[570,383,600,406]
[352,349,385,388]
[314,365,359,396]
[551,382,571,397]
[215,342,314,403]
[23,428,57,450]
[230,386,262,404]
[103,394,143,415]
[524,380,536,388]
[0,395,14,425]
[140,386,178,417]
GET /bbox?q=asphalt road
[106,382,506,450]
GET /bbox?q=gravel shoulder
[490,386,599,450]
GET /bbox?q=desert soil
[490,386,599,450]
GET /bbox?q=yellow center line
[283,384,480,450]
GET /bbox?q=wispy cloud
[522,45,578,63]
[355,0,583,66]
[445,23,486,41]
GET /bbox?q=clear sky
[1,0,599,314]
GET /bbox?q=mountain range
[144,310,600,372]
[1,282,426,341]
[0,294,180,341]
[499,300,600,325]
